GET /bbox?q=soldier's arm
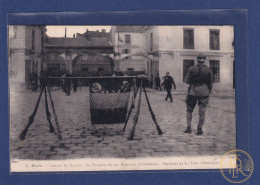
[172,77,176,90]
[207,69,214,93]
[161,78,164,86]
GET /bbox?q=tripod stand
[19,85,62,140]
[123,80,163,140]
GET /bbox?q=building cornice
[152,50,234,56]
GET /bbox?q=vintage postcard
[9,25,236,172]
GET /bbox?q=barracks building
[9,26,234,91]
[110,26,235,91]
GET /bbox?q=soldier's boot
[184,111,192,134]
[197,126,203,135]
[197,114,205,135]
[184,126,192,134]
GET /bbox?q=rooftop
[45,37,112,48]
[116,26,151,33]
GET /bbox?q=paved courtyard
[10,86,236,160]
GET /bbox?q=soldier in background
[61,72,66,92]
[30,72,38,92]
[161,72,176,102]
[184,53,213,135]
[40,70,48,88]
[72,73,78,92]
[64,71,71,96]
[155,73,162,91]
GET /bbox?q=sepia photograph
[9,25,236,172]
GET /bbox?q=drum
[89,77,133,124]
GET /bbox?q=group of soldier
[61,71,79,96]
[29,70,79,96]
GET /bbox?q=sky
[46,26,112,37]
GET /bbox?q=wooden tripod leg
[46,85,62,140]
[127,81,142,140]
[143,86,163,135]
[19,87,44,140]
[44,86,55,133]
[123,86,139,132]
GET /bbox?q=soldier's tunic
[185,63,213,128]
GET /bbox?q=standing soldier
[161,72,176,102]
[30,72,38,92]
[72,73,78,92]
[155,73,162,91]
[184,53,213,135]
[64,71,71,96]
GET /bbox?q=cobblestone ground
[10,87,236,160]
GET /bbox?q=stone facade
[9,25,46,89]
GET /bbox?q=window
[183,60,194,82]
[125,34,131,44]
[183,29,194,49]
[81,64,89,72]
[210,30,220,50]
[150,33,153,52]
[209,60,220,82]
[32,30,35,50]
[98,67,104,71]
[127,68,134,71]
[122,49,130,54]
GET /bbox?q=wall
[119,60,145,72]
[157,26,235,91]
[9,26,26,90]
[114,29,147,72]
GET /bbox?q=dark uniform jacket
[162,76,176,90]
[185,63,213,96]
[155,76,160,84]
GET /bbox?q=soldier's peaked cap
[197,53,206,60]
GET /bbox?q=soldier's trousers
[165,89,173,102]
[186,95,209,128]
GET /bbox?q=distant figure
[40,70,48,88]
[30,72,38,92]
[72,73,78,92]
[161,76,166,91]
[184,53,213,135]
[112,71,118,77]
[150,74,153,88]
[61,72,66,92]
[155,73,162,91]
[161,72,176,102]
[64,71,71,96]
